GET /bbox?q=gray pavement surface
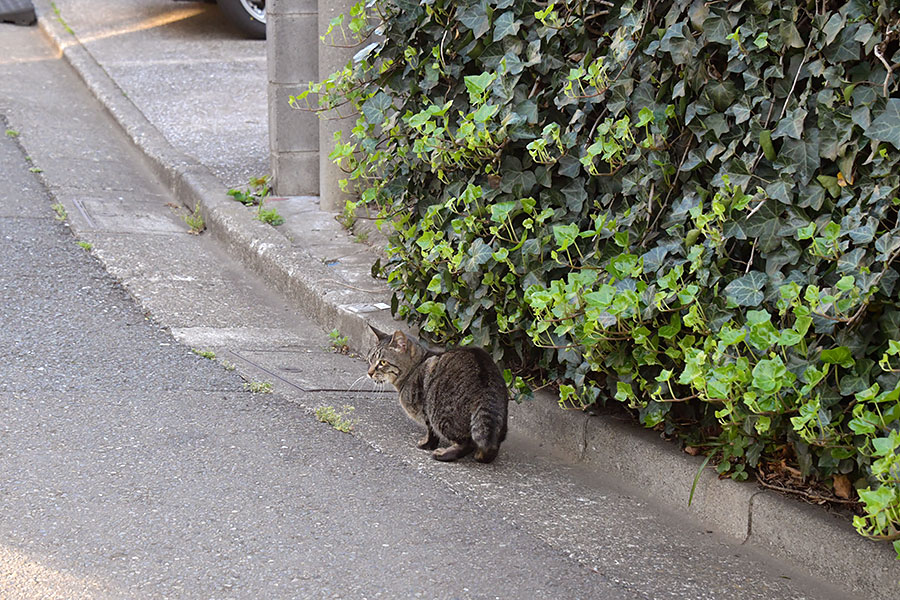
[0,0,894,597]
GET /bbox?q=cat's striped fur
[366,326,509,463]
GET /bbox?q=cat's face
[366,326,414,387]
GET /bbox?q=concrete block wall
[268,0,359,208]
[268,0,319,196]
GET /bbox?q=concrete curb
[34,4,897,597]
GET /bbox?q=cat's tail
[470,398,508,464]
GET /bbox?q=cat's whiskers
[345,374,369,393]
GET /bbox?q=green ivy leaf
[501,169,537,196]
[463,239,493,272]
[848,415,876,436]
[821,346,854,368]
[636,106,654,127]
[458,1,491,39]
[866,99,900,150]
[778,329,804,347]
[858,486,896,513]
[752,356,791,394]
[464,72,496,100]
[724,271,768,307]
[658,314,682,339]
[490,201,518,223]
[614,381,634,403]
[361,91,393,126]
[553,223,579,251]
[492,11,521,40]
[772,107,807,140]
[472,103,499,122]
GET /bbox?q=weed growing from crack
[192,348,216,360]
[256,205,285,226]
[328,329,350,354]
[51,203,67,221]
[315,405,355,433]
[183,205,205,234]
[338,199,358,230]
[51,2,75,34]
[245,381,273,394]
[227,175,270,207]
[228,175,284,227]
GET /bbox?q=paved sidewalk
[20,0,900,597]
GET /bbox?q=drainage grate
[0,0,35,26]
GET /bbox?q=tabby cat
[366,325,509,463]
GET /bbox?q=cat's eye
[378,360,388,367]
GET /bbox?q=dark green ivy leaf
[725,271,768,307]
[659,23,696,66]
[562,179,587,214]
[703,13,731,44]
[361,91,393,126]
[765,179,793,204]
[492,11,521,40]
[778,129,820,186]
[772,107,807,140]
[458,0,491,39]
[463,238,493,272]
[501,169,537,197]
[743,200,784,253]
[866,99,900,150]
[557,156,582,178]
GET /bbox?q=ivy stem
[641,130,692,247]
[874,38,894,98]
[846,244,900,328]
[755,473,860,506]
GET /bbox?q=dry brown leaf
[833,474,852,499]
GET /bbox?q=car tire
[217,0,266,39]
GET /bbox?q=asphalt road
[0,3,852,599]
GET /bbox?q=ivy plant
[300,0,900,556]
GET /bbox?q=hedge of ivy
[303,0,900,553]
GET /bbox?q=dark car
[217,0,265,39]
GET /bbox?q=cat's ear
[368,323,391,342]
[390,330,409,352]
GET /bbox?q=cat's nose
[367,365,375,378]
